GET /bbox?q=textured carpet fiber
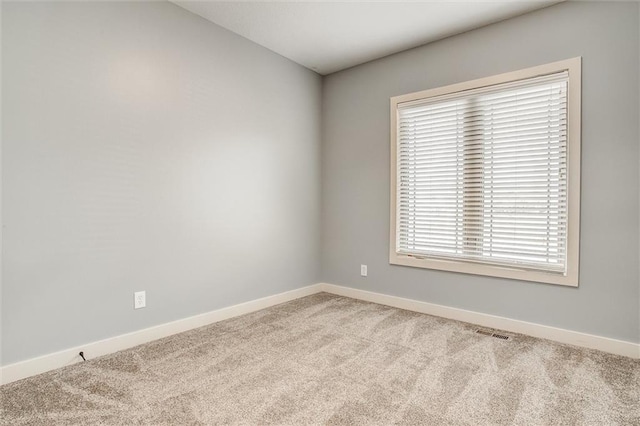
[1,293,639,425]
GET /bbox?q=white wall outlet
[134,291,146,309]
[360,264,368,277]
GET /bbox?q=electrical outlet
[134,291,146,309]
[360,264,368,277]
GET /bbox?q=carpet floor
[1,292,639,425]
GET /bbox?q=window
[390,58,581,286]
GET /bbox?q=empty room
[1,0,639,424]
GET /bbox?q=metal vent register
[475,329,511,341]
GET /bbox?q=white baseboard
[319,283,640,359]
[0,284,324,385]
[3,281,637,385]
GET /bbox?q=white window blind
[396,72,569,274]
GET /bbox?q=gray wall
[2,1,322,365]
[321,2,640,343]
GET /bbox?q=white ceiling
[173,1,560,75]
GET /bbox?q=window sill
[389,251,578,287]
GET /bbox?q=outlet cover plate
[134,291,146,309]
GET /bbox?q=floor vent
[476,329,511,341]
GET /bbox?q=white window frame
[389,57,581,286]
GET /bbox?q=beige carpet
[1,292,639,425]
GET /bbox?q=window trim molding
[389,57,581,287]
